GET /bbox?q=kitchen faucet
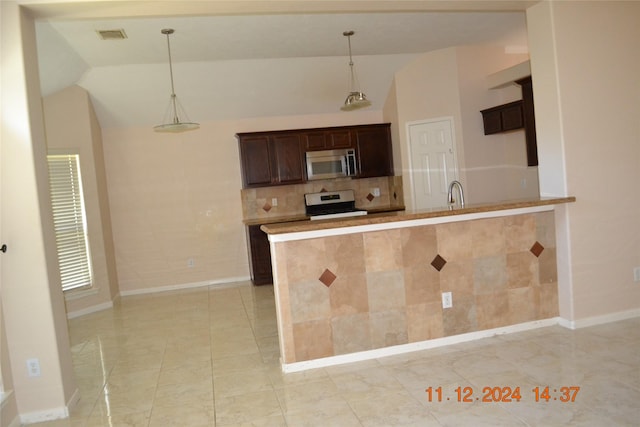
[447,180,465,207]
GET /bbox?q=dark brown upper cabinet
[302,129,353,151]
[480,100,524,134]
[480,76,539,167]
[353,124,394,178]
[237,132,305,187]
[516,76,539,167]
[237,123,393,188]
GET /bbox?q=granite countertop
[261,196,576,235]
[243,205,405,226]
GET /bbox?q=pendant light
[153,28,199,133]
[340,30,371,111]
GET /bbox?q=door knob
[1,244,7,253]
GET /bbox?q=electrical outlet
[442,292,453,309]
[271,198,278,207]
[187,258,195,268]
[26,358,41,377]
[634,267,640,282]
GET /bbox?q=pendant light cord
[154,28,199,132]
[162,29,179,124]
[346,32,356,92]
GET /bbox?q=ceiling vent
[96,29,127,40]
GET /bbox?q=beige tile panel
[279,211,560,363]
[363,229,403,272]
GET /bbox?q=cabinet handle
[1,244,6,253]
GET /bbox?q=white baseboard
[19,406,69,425]
[558,308,640,330]
[16,388,79,425]
[282,317,560,373]
[66,301,113,319]
[118,276,251,297]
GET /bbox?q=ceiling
[35,11,529,129]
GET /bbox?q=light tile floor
[30,282,639,426]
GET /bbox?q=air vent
[96,29,127,40]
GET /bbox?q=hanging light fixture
[340,30,371,111]
[153,28,199,133]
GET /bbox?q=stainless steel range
[305,190,368,220]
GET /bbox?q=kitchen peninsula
[261,197,575,372]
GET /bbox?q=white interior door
[408,118,459,210]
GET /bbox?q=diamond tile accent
[431,254,447,272]
[530,241,544,257]
[366,193,375,202]
[318,269,337,287]
[262,202,272,212]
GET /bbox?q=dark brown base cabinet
[237,123,393,188]
[246,225,273,285]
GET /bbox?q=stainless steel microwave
[306,149,357,180]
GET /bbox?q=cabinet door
[481,110,502,135]
[246,225,272,285]
[302,132,326,151]
[326,129,353,148]
[481,101,524,135]
[270,134,305,184]
[355,126,393,178]
[501,102,524,131]
[239,135,272,187]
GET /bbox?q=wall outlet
[442,292,453,309]
[271,197,278,207]
[634,267,640,282]
[187,258,195,268]
[26,358,41,377]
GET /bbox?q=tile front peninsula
[261,197,575,371]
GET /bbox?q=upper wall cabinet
[237,123,393,188]
[302,129,353,151]
[516,76,539,167]
[237,132,305,187]
[480,76,539,167]
[353,124,394,178]
[480,100,524,134]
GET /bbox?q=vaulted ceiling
[35,6,529,129]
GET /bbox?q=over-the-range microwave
[306,148,357,180]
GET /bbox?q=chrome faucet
[447,180,465,207]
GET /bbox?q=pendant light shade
[154,29,199,133]
[340,30,371,112]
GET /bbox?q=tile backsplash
[241,176,404,221]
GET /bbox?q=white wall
[455,45,537,203]
[528,1,640,321]
[392,48,465,210]
[43,86,119,316]
[102,110,382,294]
[0,2,76,422]
[390,46,536,210]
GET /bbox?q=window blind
[47,154,93,292]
